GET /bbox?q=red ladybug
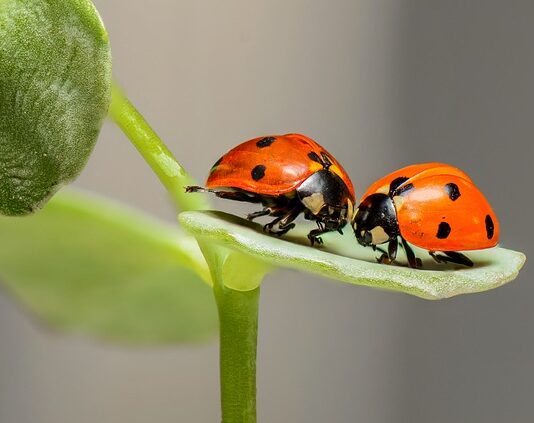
[186,133,356,244]
[352,163,499,268]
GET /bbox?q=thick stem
[108,83,209,212]
[215,284,260,423]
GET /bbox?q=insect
[186,133,356,245]
[352,163,499,268]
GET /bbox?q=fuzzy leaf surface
[0,0,111,215]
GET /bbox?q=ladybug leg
[444,251,474,267]
[429,251,446,264]
[389,239,398,261]
[309,219,346,245]
[263,215,284,233]
[400,237,422,268]
[307,225,326,246]
[376,253,390,264]
[263,205,302,237]
[247,209,271,221]
[376,239,398,264]
[185,186,264,203]
[185,185,205,193]
[429,251,474,267]
[307,218,347,245]
[373,245,388,255]
[302,210,315,221]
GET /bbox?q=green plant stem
[215,284,260,423]
[108,83,209,212]
[110,82,261,421]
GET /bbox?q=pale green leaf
[179,211,526,299]
[0,0,112,215]
[0,190,217,344]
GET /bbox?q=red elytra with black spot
[353,163,499,268]
[206,133,355,196]
[186,133,356,245]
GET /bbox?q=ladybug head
[353,193,399,246]
[296,170,354,229]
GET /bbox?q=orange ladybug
[352,163,499,268]
[186,134,356,244]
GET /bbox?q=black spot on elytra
[308,152,322,163]
[396,183,414,196]
[389,176,413,197]
[389,177,408,193]
[444,182,461,201]
[256,137,276,148]
[209,156,223,173]
[390,176,414,196]
[308,151,333,169]
[251,165,266,181]
[320,152,333,168]
[436,222,451,239]
[485,214,494,239]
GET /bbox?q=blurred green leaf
[0,190,217,345]
[180,211,526,299]
[0,0,112,215]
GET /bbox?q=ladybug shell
[206,133,355,199]
[362,162,473,200]
[389,167,499,251]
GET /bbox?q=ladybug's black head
[353,193,399,246]
[296,170,353,230]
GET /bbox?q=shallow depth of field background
[0,1,533,422]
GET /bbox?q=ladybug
[186,133,356,244]
[352,163,499,268]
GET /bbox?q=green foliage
[0,190,217,344]
[0,0,111,215]
[180,210,526,299]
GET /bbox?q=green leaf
[0,190,218,344]
[0,0,112,215]
[179,211,526,300]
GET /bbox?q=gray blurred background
[0,1,533,421]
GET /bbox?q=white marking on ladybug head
[301,192,325,215]
[370,226,389,244]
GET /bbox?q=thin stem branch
[215,284,259,423]
[108,83,209,212]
